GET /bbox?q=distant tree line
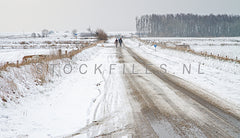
[136,14,240,37]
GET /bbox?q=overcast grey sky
[0,0,240,32]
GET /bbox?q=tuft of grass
[19,41,28,45]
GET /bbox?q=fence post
[5,62,9,68]
[17,60,19,67]
[58,49,62,58]
[226,56,228,60]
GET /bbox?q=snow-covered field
[142,37,240,59]
[0,44,108,137]
[125,38,240,107]
[1,35,240,137]
[0,32,96,64]
[0,49,54,63]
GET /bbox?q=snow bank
[0,45,105,137]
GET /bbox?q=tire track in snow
[84,46,135,137]
[121,42,240,137]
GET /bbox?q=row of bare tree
[136,14,240,37]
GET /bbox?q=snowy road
[68,39,240,137]
[1,39,240,137]
[120,45,240,137]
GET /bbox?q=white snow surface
[1,37,240,137]
[0,45,107,137]
[0,49,52,63]
[142,37,240,59]
[0,32,97,64]
[125,38,240,107]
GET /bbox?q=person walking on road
[114,38,118,48]
[119,38,123,47]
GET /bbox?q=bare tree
[42,29,49,37]
[87,27,94,34]
[136,14,240,37]
[31,33,36,38]
[95,29,108,40]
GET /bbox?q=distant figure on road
[119,38,123,47]
[114,38,118,47]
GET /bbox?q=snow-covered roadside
[141,37,240,59]
[0,49,55,63]
[0,45,106,137]
[124,38,240,107]
[85,44,135,137]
